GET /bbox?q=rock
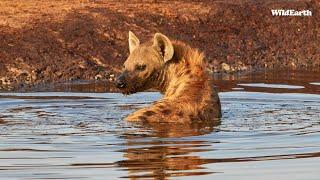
[95,74,103,80]
[221,63,231,72]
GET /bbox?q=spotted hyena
[115,32,221,122]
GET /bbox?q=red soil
[0,0,319,91]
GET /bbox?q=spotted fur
[116,32,221,122]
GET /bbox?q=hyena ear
[153,33,174,63]
[128,31,140,53]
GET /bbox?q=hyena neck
[154,41,210,100]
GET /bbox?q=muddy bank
[0,0,319,91]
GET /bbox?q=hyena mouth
[121,80,148,95]
[119,83,139,95]
[122,89,136,95]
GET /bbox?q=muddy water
[0,70,320,179]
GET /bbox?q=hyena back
[115,32,221,122]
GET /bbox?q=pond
[0,70,319,179]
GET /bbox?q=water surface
[0,70,320,179]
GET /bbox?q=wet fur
[125,40,221,122]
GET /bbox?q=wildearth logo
[271,9,312,16]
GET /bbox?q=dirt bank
[0,0,319,91]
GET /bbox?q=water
[0,70,320,179]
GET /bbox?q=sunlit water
[0,70,320,179]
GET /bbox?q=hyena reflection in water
[115,32,221,122]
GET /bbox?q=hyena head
[115,31,174,94]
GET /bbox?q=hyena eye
[136,64,146,71]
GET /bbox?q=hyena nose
[115,74,126,88]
